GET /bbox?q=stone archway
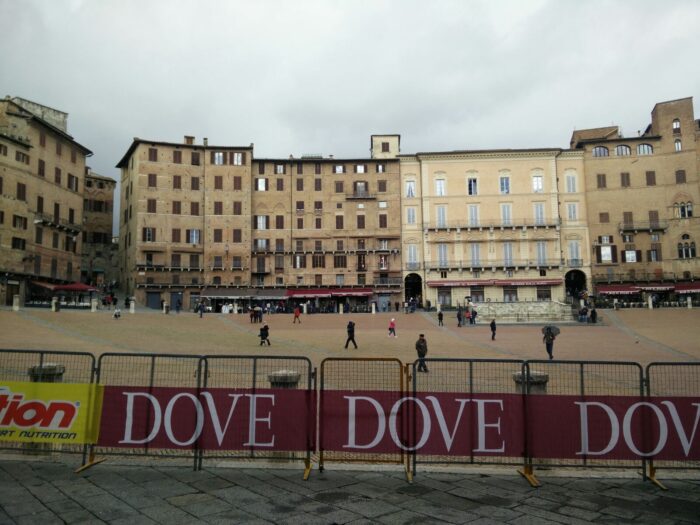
[565,270,587,299]
[404,273,422,304]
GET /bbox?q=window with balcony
[500,203,512,226]
[533,203,545,225]
[503,242,513,266]
[436,206,447,227]
[470,243,480,266]
[437,243,448,266]
[468,205,479,227]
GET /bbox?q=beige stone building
[399,148,589,314]
[82,169,119,287]
[0,96,91,305]
[571,97,700,301]
[117,136,253,309]
[117,135,403,311]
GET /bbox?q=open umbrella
[541,325,561,336]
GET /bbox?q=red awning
[636,284,675,292]
[675,282,700,294]
[427,280,495,287]
[494,279,563,287]
[596,284,640,295]
[53,282,98,292]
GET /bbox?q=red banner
[321,391,524,456]
[98,386,314,451]
[321,391,700,461]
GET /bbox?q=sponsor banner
[321,391,524,456]
[528,395,700,461]
[321,391,700,461]
[98,386,315,451]
[0,381,104,444]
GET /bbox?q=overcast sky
[2,0,699,185]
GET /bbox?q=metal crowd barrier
[410,358,526,476]
[318,358,409,478]
[1,349,697,487]
[646,362,700,487]
[93,353,204,469]
[197,355,314,477]
[0,349,95,461]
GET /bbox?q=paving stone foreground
[0,459,699,525]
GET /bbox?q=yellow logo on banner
[0,382,103,444]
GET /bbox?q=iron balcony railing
[425,258,563,270]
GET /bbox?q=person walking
[259,324,271,346]
[415,333,429,373]
[456,308,462,327]
[543,327,556,360]
[345,320,358,349]
[293,306,301,324]
[176,299,182,314]
[388,318,397,338]
[198,302,205,318]
[490,319,496,340]
[471,308,478,325]
[437,311,444,326]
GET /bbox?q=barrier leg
[74,447,107,474]
[517,461,541,488]
[303,457,312,480]
[646,463,668,490]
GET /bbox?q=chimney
[329,154,334,159]
[203,137,208,147]
[184,135,194,145]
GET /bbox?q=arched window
[678,202,693,218]
[615,145,631,156]
[672,119,681,132]
[675,139,682,152]
[637,143,653,155]
[678,234,696,259]
[592,146,609,157]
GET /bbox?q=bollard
[268,369,301,389]
[25,363,66,454]
[51,296,60,312]
[12,294,20,312]
[163,302,170,314]
[129,299,135,314]
[233,302,238,314]
[91,298,98,312]
[688,296,692,309]
[371,302,376,314]
[513,370,549,394]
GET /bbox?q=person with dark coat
[456,308,463,327]
[344,320,358,349]
[490,319,496,340]
[437,311,444,326]
[198,302,205,318]
[259,324,271,346]
[543,327,556,359]
[415,334,429,372]
[590,308,597,324]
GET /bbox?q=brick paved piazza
[1,307,698,365]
